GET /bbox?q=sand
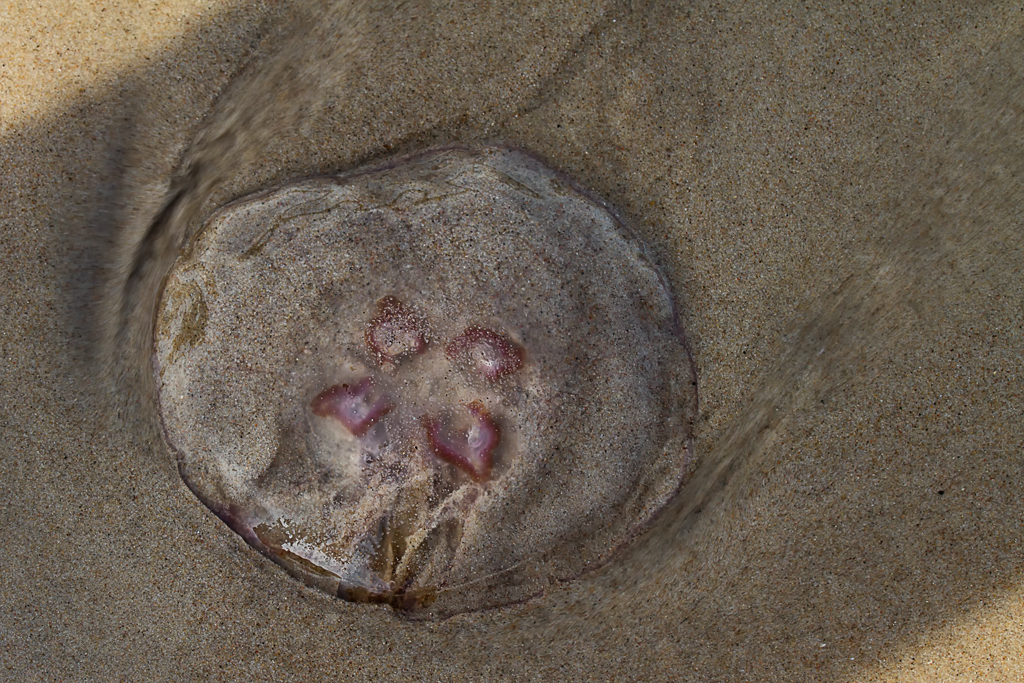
[1,1,1021,680]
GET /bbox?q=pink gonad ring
[310,378,394,437]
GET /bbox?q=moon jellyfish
[153,145,698,617]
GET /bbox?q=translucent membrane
[154,146,697,617]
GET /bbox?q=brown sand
[2,1,1021,680]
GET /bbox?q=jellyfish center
[254,296,526,597]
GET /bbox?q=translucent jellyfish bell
[153,145,698,617]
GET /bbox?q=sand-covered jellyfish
[152,145,698,617]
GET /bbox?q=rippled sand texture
[2,1,1022,681]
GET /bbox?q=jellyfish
[153,145,697,617]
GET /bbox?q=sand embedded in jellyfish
[153,145,698,617]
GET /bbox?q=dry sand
[1,1,1021,680]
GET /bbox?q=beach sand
[2,1,1021,680]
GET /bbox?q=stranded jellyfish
[153,145,697,617]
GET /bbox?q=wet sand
[2,1,1021,680]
